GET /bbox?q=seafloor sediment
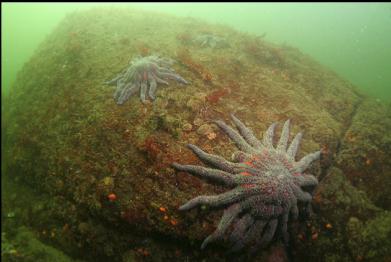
[2,7,390,262]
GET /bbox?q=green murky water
[2,3,391,100]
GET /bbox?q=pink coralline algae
[173,114,320,254]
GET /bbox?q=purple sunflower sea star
[105,55,188,104]
[172,114,320,254]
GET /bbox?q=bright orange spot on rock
[313,192,322,204]
[311,232,318,240]
[170,219,178,226]
[242,184,256,189]
[137,248,149,257]
[108,193,117,201]
[164,215,169,220]
[325,223,333,229]
[240,171,252,176]
[159,207,167,213]
[243,161,254,167]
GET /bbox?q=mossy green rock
[1,227,74,262]
[337,98,391,209]
[347,212,391,261]
[294,167,390,262]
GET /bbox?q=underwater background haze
[2,3,391,100]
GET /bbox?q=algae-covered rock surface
[337,99,391,209]
[1,226,76,262]
[3,7,390,261]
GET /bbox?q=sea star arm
[155,66,174,74]
[139,82,148,103]
[287,132,303,159]
[232,219,267,252]
[152,74,169,85]
[178,187,246,211]
[113,78,126,98]
[172,162,260,186]
[172,163,237,186]
[250,203,285,219]
[187,144,247,173]
[293,151,321,173]
[117,83,139,105]
[215,120,256,154]
[147,72,158,100]
[294,174,318,187]
[105,74,123,85]
[248,219,278,254]
[113,81,123,101]
[280,212,289,246]
[201,204,242,249]
[290,201,299,220]
[228,214,254,244]
[291,184,312,202]
[158,72,188,84]
[263,122,277,148]
[277,120,290,152]
[231,151,253,163]
[124,67,136,82]
[230,114,263,149]
[106,67,129,85]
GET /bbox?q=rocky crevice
[319,93,365,183]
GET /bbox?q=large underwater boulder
[3,7,390,261]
